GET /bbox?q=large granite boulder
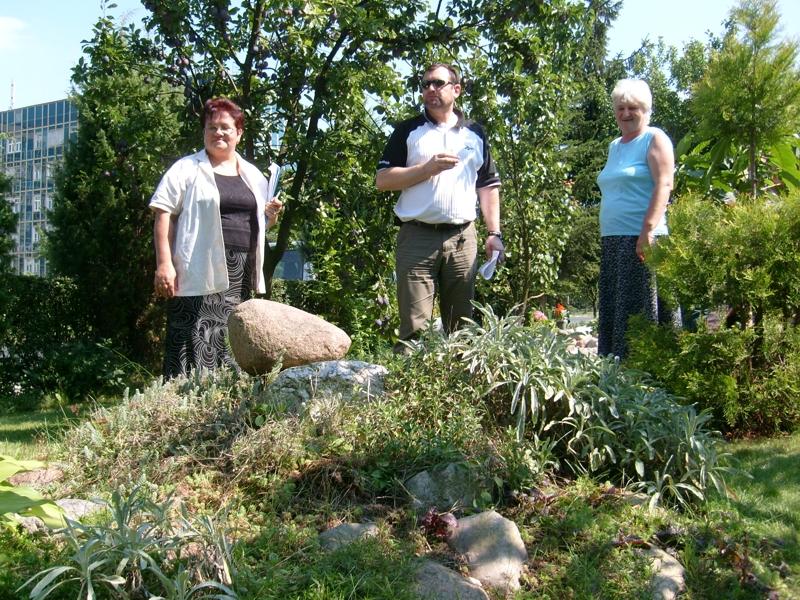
[228,299,351,374]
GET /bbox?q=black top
[215,173,258,252]
[377,109,500,189]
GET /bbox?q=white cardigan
[149,149,269,296]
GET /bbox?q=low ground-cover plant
[400,304,732,509]
[19,485,237,600]
[58,369,266,493]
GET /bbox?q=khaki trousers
[395,221,478,347]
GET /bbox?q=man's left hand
[485,235,505,262]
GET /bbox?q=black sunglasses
[420,78,454,91]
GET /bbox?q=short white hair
[611,79,652,124]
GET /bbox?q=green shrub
[398,304,732,509]
[626,315,800,435]
[0,274,137,412]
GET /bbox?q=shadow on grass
[0,410,74,447]
[722,436,800,560]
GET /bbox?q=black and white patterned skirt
[163,249,255,379]
[597,236,680,359]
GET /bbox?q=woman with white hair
[596,78,680,358]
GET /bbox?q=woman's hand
[266,197,284,228]
[154,262,177,298]
[636,230,654,262]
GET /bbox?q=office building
[0,99,78,276]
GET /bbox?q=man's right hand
[426,153,460,176]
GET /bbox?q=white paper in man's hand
[479,250,501,280]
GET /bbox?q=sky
[1,0,800,110]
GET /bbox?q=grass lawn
[697,432,800,598]
[0,409,74,460]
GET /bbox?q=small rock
[414,560,489,600]
[8,466,64,488]
[448,510,528,594]
[56,498,106,521]
[645,547,686,600]
[319,522,378,551]
[405,463,486,513]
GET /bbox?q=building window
[7,138,21,154]
[47,127,64,149]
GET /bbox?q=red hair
[203,97,244,130]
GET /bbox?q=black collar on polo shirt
[423,107,465,128]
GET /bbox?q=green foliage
[686,0,800,196]
[20,485,237,600]
[409,304,732,509]
[626,317,800,434]
[554,205,601,312]
[0,527,71,600]
[289,115,398,354]
[0,173,16,275]
[650,193,800,324]
[461,0,586,314]
[0,275,134,412]
[630,191,800,433]
[47,13,182,364]
[0,456,65,529]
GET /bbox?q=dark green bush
[0,274,136,412]
[626,316,800,434]
[636,191,800,435]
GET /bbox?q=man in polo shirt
[376,62,504,352]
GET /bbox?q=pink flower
[533,310,547,322]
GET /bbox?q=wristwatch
[487,230,503,240]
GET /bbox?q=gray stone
[646,547,686,600]
[56,498,106,520]
[405,463,485,513]
[8,466,64,489]
[16,498,106,534]
[266,360,387,414]
[319,522,379,551]
[414,560,489,600]
[228,299,351,374]
[448,510,528,594]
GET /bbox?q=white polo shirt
[149,150,269,296]
[377,110,500,224]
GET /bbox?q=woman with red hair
[150,97,282,378]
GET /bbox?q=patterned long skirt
[597,236,680,358]
[163,249,254,379]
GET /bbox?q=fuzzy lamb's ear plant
[0,455,65,529]
[19,485,239,600]
[409,302,734,509]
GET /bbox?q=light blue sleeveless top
[597,127,668,237]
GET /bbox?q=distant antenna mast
[9,81,14,110]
